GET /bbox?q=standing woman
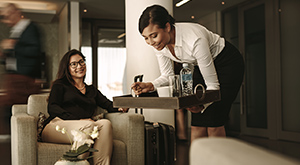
[42,49,127,165]
[131,5,244,141]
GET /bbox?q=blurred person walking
[0,3,41,106]
[0,3,42,134]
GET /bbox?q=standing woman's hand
[131,82,154,95]
[186,105,204,113]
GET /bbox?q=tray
[113,89,221,109]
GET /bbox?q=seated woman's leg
[42,117,94,144]
[93,119,113,165]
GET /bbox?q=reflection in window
[82,46,126,100]
[97,47,126,100]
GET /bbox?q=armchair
[11,94,144,165]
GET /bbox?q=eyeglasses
[69,59,86,68]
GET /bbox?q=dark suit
[14,22,41,78]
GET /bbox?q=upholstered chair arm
[105,113,144,165]
[11,105,37,165]
[11,104,27,115]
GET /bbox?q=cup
[169,75,181,97]
[157,86,171,97]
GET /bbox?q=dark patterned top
[43,78,118,128]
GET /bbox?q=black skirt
[191,41,244,127]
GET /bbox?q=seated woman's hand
[186,105,204,113]
[118,107,129,113]
[80,118,94,122]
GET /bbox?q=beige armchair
[11,94,144,165]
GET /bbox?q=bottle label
[181,74,192,81]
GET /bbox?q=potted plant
[54,125,99,165]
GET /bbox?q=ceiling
[0,0,248,22]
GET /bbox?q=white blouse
[151,23,225,90]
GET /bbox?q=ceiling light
[221,1,225,5]
[191,15,195,19]
[117,33,126,39]
[83,9,87,13]
[98,39,123,44]
[176,0,190,7]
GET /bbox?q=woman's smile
[75,68,85,74]
[69,54,86,79]
[142,23,172,51]
[154,43,162,49]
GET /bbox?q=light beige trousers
[42,117,113,165]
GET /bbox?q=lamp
[175,0,190,7]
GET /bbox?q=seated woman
[41,49,128,165]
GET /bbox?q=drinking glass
[169,75,181,97]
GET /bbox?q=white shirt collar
[174,24,182,47]
[10,19,31,38]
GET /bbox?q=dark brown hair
[55,49,86,85]
[138,4,175,34]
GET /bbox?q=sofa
[11,94,145,165]
[190,137,300,165]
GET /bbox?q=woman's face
[69,54,86,80]
[142,22,171,51]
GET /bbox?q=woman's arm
[131,54,174,95]
[151,53,175,89]
[95,89,118,113]
[192,38,220,90]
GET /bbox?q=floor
[175,140,190,165]
[0,135,11,165]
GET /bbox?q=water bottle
[180,63,193,96]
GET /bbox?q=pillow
[92,113,105,121]
[37,112,47,142]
